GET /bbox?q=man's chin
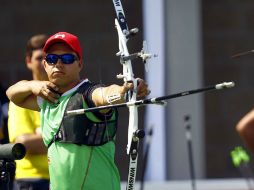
[50,78,64,85]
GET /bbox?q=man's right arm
[6,80,60,111]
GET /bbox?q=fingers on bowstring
[46,82,59,93]
[41,82,60,103]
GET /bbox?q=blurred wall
[165,0,204,179]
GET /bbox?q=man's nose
[55,58,64,66]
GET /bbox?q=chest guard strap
[48,82,118,148]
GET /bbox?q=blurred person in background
[0,84,9,144]
[8,34,50,190]
[0,100,4,141]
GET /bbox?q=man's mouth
[52,71,65,76]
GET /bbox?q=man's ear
[42,59,47,68]
[25,55,32,70]
[25,55,31,65]
[79,61,83,69]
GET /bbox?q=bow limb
[113,1,141,189]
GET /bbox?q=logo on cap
[54,34,65,39]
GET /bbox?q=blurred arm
[15,133,47,154]
[236,109,254,154]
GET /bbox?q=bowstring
[97,57,117,189]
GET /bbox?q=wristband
[106,94,122,104]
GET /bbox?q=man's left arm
[92,79,150,107]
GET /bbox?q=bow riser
[114,8,139,157]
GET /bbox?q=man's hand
[31,81,60,104]
[121,78,150,98]
[136,78,150,98]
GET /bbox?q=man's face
[26,49,47,80]
[43,43,83,88]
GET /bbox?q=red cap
[43,32,83,61]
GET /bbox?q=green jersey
[39,80,120,190]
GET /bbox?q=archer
[6,31,150,190]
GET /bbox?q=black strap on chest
[47,82,118,148]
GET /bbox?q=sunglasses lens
[45,54,77,65]
[45,54,58,65]
[61,54,76,64]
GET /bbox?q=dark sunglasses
[45,54,78,65]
